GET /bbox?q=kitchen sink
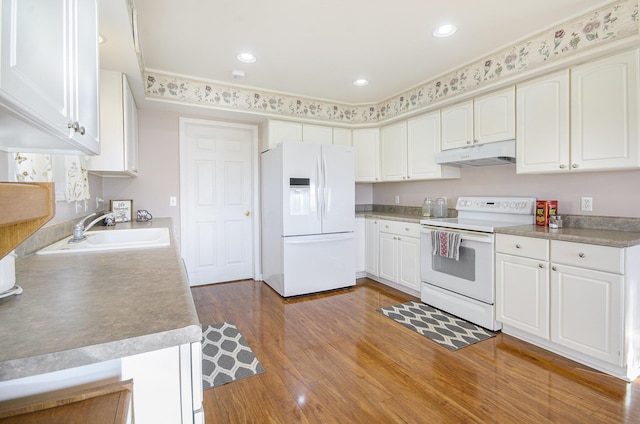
[36,228,171,255]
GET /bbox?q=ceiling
[100,0,613,112]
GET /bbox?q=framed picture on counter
[110,199,133,222]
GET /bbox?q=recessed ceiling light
[433,24,457,38]
[353,79,369,87]
[237,53,256,63]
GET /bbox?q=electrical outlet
[581,197,593,212]
[394,195,400,205]
[170,196,177,207]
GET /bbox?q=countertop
[356,212,640,248]
[356,211,422,224]
[0,218,201,381]
[495,225,640,248]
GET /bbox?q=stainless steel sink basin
[37,228,170,254]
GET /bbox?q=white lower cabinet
[496,253,549,339]
[371,219,421,294]
[355,216,365,275]
[496,234,640,381]
[364,218,379,276]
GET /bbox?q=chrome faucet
[69,212,118,243]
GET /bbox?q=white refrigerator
[261,142,355,297]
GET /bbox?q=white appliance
[420,196,536,330]
[261,142,355,297]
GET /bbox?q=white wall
[372,166,640,217]
[102,109,182,236]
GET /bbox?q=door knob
[245,211,251,216]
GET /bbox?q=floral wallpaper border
[144,0,639,125]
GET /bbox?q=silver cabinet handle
[578,252,585,258]
[572,164,579,168]
[515,244,522,249]
[466,140,472,145]
[552,266,558,271]
[538,264,544,268]
[559,164,566,169]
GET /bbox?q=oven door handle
[421,225,494,243]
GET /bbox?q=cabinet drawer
[379,220,420,238]
[551,240,623,274]
[496,234,549,261]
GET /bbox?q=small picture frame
[110,199,133,222]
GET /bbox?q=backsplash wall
[372,165,640,218]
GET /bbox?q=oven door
[420,225,494,304]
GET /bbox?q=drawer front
[379,220,421,238]
[496,234,549,261]
[551,240,623,274]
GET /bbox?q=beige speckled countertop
[356,212,422,224]
[356,212,640,247]
[495,225,640,248]
[0,218,201,381]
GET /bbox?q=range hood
[435,140,516,167]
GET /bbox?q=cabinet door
[378,232,397,282]
[303,124,333,144]
[265,120,302,151]
[124,75,139,175]
[474,87,515,144]
[496,253,549,339]
[364,219,379,276]
[571,48,640,172]
[0,0,70,137]
[397,235,420,291]
[550,263,624,366]
[333,127,352,146]
[355,217,365,273]
[70,0,100,152]
[516,71,570,174]
[407,111,460,180]
[380,121,407,181]
[353,128,380,182]
[441,101,473,150]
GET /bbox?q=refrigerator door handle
[316,157,322,220]
[322,154,329,218]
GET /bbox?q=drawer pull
[538,264,544,269]
[405,228,410,231]
[552,266,558,271]
[578,252,585,258]
[515,244,522,249]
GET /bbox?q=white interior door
[180,118,257,286]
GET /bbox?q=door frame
[178,117,261,281]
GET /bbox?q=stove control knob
[510,202,516,208]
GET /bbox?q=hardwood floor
[191,278,640,423]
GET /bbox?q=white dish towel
[432,231,462,261]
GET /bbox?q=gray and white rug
[201,321,265,390]
[377,301,496,351]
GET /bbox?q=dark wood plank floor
[191,278,640,423]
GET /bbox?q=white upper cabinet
[0,0,99,155]
[407,112,460,181]
[441,101,474,150]
[570,48,639,172]
[441,87,515,150]
[518,48,640,174]
[353,128,380,182]
[380,121,407,181]
[380,113,460,182]
[474,87,515,144]
[516,71,571,173]
[87,71,138,177]
[333,128,352,146]
[302,124,333,144]
[264,120,303,151]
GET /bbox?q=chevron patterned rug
[201,321,265,389]
[377,301,496,351]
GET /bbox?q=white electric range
[419,196,536,330]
